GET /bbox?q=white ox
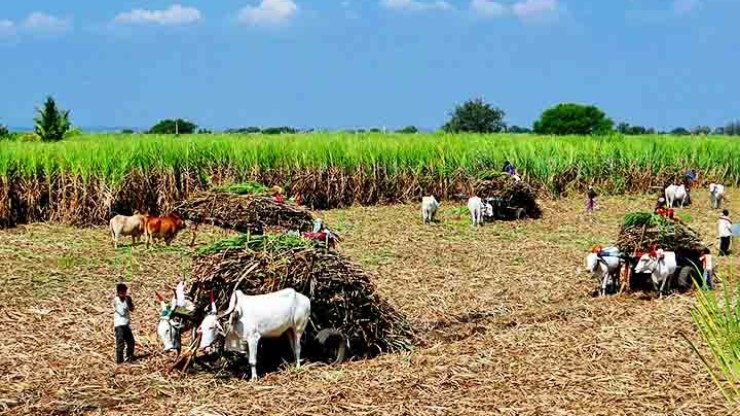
[634,251,678,296]
[199,288,311,380]
[109,213,146,248]
[468,197,485,227]
[585,247,624,296]
[421,196,440,224]
[157,300,196,353]
[709,183,725,209]
[665,185,688,208]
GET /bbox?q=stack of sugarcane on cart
[474,175,543,221]
[588,207,708,298]
[158,186,413,377]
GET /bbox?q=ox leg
[285,329,302,369]
[293,329,303,369]
[659,277,669,297]
[600,273,608,297]
[612,272,620,296]
[650,275,660,296]
[247,334,260,380]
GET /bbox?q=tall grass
[2,133,740,194]
[687,281,740,404]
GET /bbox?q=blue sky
[0,1,738,131]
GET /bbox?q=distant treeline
[3,96,740,141]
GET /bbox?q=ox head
[170,213,187,231]
[633,251,664,274]
[197,292,225,352]
[155,293,178,352]
[197,313,224,353]
[158,318,177,352]
[483,202,494,217]
[585,252,600,273]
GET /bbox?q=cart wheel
[515,208,526,220]
[315,328,347,365]
[676,266,694,293]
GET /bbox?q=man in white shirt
[113,283,135,364]
[718,209,732,256]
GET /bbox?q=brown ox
[144,213,187,248]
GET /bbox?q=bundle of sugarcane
[474,175,542,219]
[618,211,707,253]
[174,191,315,234]
[188,234,415,364]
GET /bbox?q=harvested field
[0,194,738,415]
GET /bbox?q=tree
[507,125,531,134]
[443,98,506,133]
[671,127,690,136]
[262,126,297,135]
[148,119,198,135]
[723,121,740,136]
[533,103,613,135]
[713,127,725,135]
[691,125,711,136]
[617,122,652,135]
[396,125,419,134]
[34,96,71,142]
[0,124,10,140]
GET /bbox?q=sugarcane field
[0,172,738,415]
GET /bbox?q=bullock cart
[474,175,542,221]
[616,212,707,295]
[169,233,414,376]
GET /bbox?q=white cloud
[380,0,453,11]
[22,12,71,32]
[113,4,202,25]
[0,19,15,36]
[238,0,299,26]
[470,0,508,17]
[673,0,700,14]
[512,0,558,18]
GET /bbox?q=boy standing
[699,248,714,290]
[113,283,135,364]
[718,210,732,256]
[586,186,598,214]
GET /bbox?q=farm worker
[586,186,598,214]
[654,197,667,214]
[112,282,135,364]
[271,185,285,203]
[684,170,697,205]
[502,161,515,175]
[718,209,732,256]
[699,248,714,290]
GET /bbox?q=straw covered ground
[1,194,738,415]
